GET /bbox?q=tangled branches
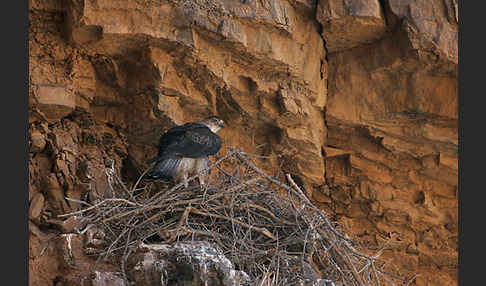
[59,148,413,285]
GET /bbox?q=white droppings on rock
[135,241,251,285]
[91,270,126,286]
[61,233,76,266]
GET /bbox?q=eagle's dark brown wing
[147,122,222,164]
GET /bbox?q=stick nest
[61,148,414,285]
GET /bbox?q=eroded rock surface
[29,0,457,285]
[128,242,252,286]
[316,0,387,52]
[316,1,458,285]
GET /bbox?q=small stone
[44,173,70,215]
[29,193,45,221]
[30,131,46,153]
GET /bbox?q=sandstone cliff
[29,0,458,285]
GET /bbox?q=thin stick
[57,198,141,218]
[190,208,277,241]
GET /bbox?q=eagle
[143,116,225,188]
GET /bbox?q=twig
[190,208,277,241]
[57,198,142,218]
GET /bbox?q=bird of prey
[143,116,225,188]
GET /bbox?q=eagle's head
[199,116,225,133]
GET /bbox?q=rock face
[29,0,457,285]
[315,1,458,286]
[128,242,252,286]
[127,242,337,286]
[316,0,387,52]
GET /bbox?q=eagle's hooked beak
[219,119,225,128]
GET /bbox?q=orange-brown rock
[29,193,45,222]
[320,1,458,285]
[30,130,47,153]
[317,0,387,52]
[29,0,457,285]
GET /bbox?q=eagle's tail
[143,156,181,182]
